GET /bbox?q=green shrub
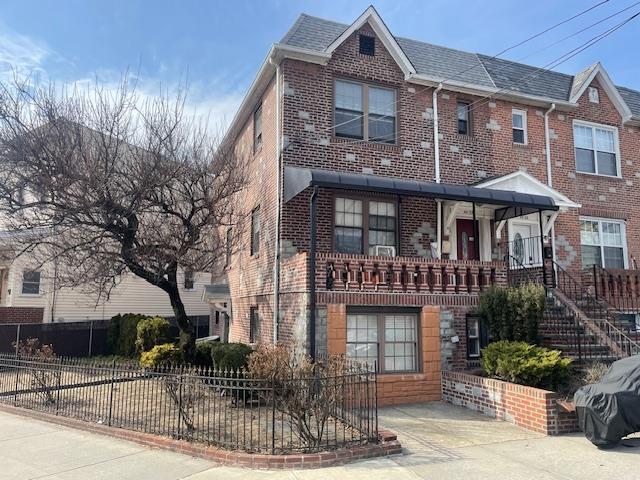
[194,341,217,366]
[135,316,170,353]
[476,283,545,343]
[140,343,183,367]
[210,342,253,370]
[107,313,150,357]
[481,340,572,390]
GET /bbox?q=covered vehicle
[574,355,640,448]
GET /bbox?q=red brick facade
[0,307,44,324]
[224,14,640,400]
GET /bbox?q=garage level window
[466,315,489,358]
[457,101,471,135]
[574,121,619,177]
[251,206,260,256]
[346,311,418,373]
[512,109,527,144]
[334,197,397,256]
[21,270,41,295]
[580,217,627,269]
[334,80,396,144]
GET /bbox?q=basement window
[359,35,375,56]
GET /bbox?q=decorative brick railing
[442,371,579,435]
[590,265,640,314]
[317,253,505,295]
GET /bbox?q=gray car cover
[574,355,640,448]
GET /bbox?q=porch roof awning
[284,166,559,218]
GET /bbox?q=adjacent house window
[334,80,396,144]
[184,269,194,290]
[580,218,627,269]
[21,270,41,295]
[334,197,397,255]
[346,311,419,373]
[512,109,527,144]
[466,316,489,358]
[588,86,600,103]
[359,34,375,56]
[573,122,619,177]
[253,103,262,152]
[225,228,233,267]
[249,307,259,343]
[251,207,260,256]
[457,101,471,135]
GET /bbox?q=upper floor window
[253,103,262,152]
[359,34,375,56]
[22,270,41,295]
[251,207,260,256]
[249,306,259,343]
[573,122,619,177]
[184,269,195,290]
[588,87,600,104]
[457,101,471,135]
[334,80,396,144]
[225,227,233,267]
[580,218,627,269]
[512,109,527,144]
[334,197,397,255]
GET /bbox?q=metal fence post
[271,374,276,455]
[55,357,62,415]
[13,356,20,406]
[108,359,116,426]
[177,366,184,440]
[88,320,94,357]
[14,324,20,356]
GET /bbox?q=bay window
[580,218,627,269]
[334,79,396,144]
[334,197,397,255]
[346,311,419,373]
[574,122,619,177]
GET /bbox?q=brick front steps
[0,403,401,469]
[442,371,579,435]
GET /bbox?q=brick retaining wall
[0,307,44,324]
[442,371,579,435]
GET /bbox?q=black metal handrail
[551,261,640,359]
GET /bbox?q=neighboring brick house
[212,7,640,405]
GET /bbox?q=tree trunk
[168,288,196,361]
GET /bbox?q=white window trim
[573,120,622,178]
[588,87,600,104]
[512,108,528,145]
[20,269,42,297]
[580,216,628,269]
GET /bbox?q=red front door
[456,219,479,260]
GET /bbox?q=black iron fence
[0,316,210,357]
[0,354,378,454]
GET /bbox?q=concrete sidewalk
[1,403,639,479]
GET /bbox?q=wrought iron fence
[0,354,377,454]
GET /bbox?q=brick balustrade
[442,371,579,435]
[317,252,506,295]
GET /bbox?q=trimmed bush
[476,283,545,343]
[135,316,170,353]
[210,342,253,370]
[140,343,182,367]
[194,341,217,367]
[107,313,149,357]
[481,340,572,390]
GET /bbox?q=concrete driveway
[1,403,639,479]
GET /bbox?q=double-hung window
[21,270,41,295]
[334,197,397,255]
[335,80,396,144]
[346,311,419,373]
[251,207,260,256]
[512,109,527,144]
[184,269,195,290]
[574,122,619,177]
[457,101,471,135]
[580,218,627,269]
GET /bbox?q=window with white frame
[346,311,418,373]
[573,122,619,176]
[588,87,600,103]
[580,218,627,269]
[512,109,527,144]
[21,270,41,295]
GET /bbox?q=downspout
[270,59,281,345]
[433,83,443,258]
[544,103,558,266]
[309,186,319,360]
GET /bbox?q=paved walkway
[1,403,639,479]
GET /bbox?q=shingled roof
[279,13,640,117]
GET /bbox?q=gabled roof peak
[569,62,632,121]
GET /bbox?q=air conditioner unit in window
[373,245,396,257]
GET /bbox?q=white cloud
[0,27,51,81]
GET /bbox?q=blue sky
[0,0,638,127]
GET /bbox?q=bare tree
[0,77,247,359]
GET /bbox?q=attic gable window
[359,35,375,56]
[588,87,600,104]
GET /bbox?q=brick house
[209,7,640,405]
